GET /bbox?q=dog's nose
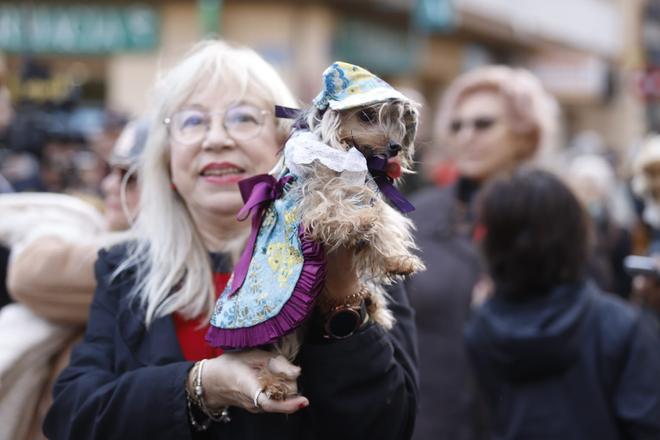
[388,143,402,157]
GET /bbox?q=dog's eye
[358,109,376,124]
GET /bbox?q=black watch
[322,300,367,340]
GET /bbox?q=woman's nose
[203,118,235,150]
[455,126,477,145]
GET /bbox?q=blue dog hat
[313,62,406,111]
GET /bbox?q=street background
[0,0,657,183]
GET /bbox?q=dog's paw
[264,381,290,401]
[258,368,297,401]
[384,255,426,276]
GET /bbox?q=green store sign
[0,4,159,54]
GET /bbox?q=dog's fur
[260,98,425,401]
[297,99,425,322]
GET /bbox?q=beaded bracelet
[194,359,231,423]
[185,386,212,432]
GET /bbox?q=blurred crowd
[1,41,660,440]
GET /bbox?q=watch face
[326,309,361,339]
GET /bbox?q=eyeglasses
[111,166,138,186]
[163,104,271,145]
[449,116,498,135]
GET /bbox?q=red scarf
[173,273,230,361]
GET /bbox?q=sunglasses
[449,116,498,135]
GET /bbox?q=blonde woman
[43,40,418,440]
[406,65,559,439]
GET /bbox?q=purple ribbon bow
[367,154,415,213]
[229,174,294,297]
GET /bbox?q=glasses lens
[225,105,266,140]
[171,110,208,144]
[449,120,462,134]
[473,117,496,131]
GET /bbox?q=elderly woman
[43,40,417,440]
[406,66,558,440]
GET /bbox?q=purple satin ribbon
[367,154,415,213]
[229,174,294,297]
[274,105,301,119]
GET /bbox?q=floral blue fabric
[209,176,304,330]
[313,61,406,111]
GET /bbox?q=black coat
[466,282,660,440]
[0,245,11,309]
[43,244,419,440]
[405,186,487,440]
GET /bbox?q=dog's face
[308,99,419,174]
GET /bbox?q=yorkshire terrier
[290,92,425,326]
[258,63,425,400]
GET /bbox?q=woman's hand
[190,350,309,414]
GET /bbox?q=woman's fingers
[259,394,309,414]
[206,350,306,414]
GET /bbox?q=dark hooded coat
[466,282,660,440]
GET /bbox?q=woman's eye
[227,107,261,125]
[232,113,258,124]
[181,114,205,128]
[358,109,375,123]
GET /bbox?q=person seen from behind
[466,169,660,439]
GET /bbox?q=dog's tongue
[386,159,402,180]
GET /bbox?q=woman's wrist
[185,359,231,426]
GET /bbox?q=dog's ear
[401,102,419,152]
[304,107,344,149]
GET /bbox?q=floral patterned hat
[313,61,407,111]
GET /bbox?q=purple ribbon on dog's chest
[367,155,415,213]
[229,174,294,297]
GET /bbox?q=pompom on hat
[313,61,407,111]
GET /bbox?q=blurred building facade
[0,0,649,156]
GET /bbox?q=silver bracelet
[195,359,231,423]
[186,387,211,432]
[185,362,211,432]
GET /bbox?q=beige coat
[0,193,128,440]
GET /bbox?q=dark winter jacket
[406,185,487,440]
[43,244,419,440]
[466,281,660,440]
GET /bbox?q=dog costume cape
[206,62,413,349]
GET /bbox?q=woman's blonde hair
[117,40,297,326]
[435,65,560,164]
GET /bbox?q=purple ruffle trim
[205,224,326,349]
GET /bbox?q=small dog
[258,62,425,399]
[290,90,425,326]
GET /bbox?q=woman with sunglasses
[405,66,558,440]
[43,40,418,440]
